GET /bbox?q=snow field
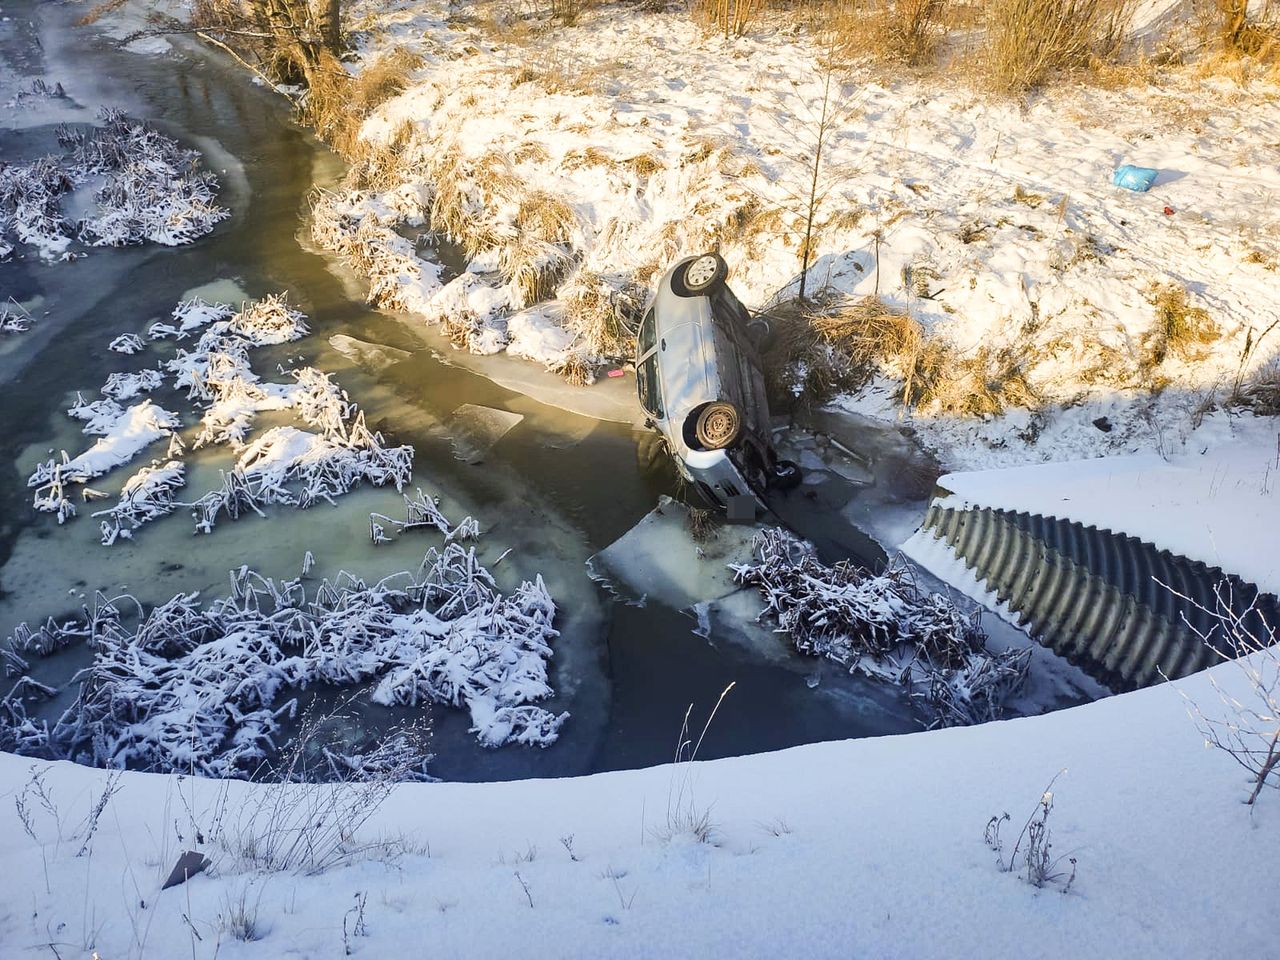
[0,643,1274,959]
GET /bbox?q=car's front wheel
[677,253,728,296]
[693,401,742,450]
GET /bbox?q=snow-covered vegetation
[289,0,1280,469]
[0,539,564,773]
[0,107,227,260]
[733,527,1030,726]
[26,293,414,538]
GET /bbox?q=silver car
[635,252,800,512]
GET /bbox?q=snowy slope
[305,0,1280,471]
[0,651,1275,959]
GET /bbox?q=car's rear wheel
[745,316,773,351]
[693,401,742,450]
[676,253,728,296]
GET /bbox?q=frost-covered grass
[0,299,36,334]
[732,528,1031,727]
[0,537,565,773]
[26,292,414,540]
[304,0,1279,470]
[0,107,228,261]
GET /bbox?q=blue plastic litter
[1113,164,1159,192]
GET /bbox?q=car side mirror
[643,417,655,430]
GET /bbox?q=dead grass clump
[834,0,951,68]
[303,47,423,158]
[1197,0,1280,63]
[560,269,644,360]
[428,149,520,260]
[981,0,1137,93]
[756,294,865,412]
[561,146,617,171]
[511,140,552,166]
[761,293,1039,416]
[621,153,665,177]
[1143,283,1220,367]
[500,191,579,306]
[686,507,720,544]
[549,353,596,386]
[1012,184,1045,207]
[926,345,1039,416]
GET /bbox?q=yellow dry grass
[1143,283,1220,367]
[759,291,1041,417]
[980,0,1136,93]
[832,0,952,68]
[303,47,424,158]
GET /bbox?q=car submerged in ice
[636,252,800,513]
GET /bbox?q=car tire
[675,253,728,297]
[693,401,742,450]
[745,316,773,352]
[769,459,803,491]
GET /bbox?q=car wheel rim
[701,407,737,446]
[686,256,718,289]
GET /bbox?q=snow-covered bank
[0,649,1274,959]
[303,0,1279,470]
[926,428,1280,593]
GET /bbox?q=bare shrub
[1165,581,1280,806]
[985,771,1078,891]
[1233,356,1280,414]
[220,712,431,874]
[694,0,759,39]
[834,0,951,67]
[1197,0,1280,62]
[982,0,1137,93]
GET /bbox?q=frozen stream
[0,1,941,780]
[0,3,1103,782]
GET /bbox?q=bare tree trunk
[318,0,341,54]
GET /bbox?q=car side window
[636,307,662,418]
[638,306,656,356]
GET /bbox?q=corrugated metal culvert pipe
[919,496,1280,690]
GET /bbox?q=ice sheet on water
[589,496,760,611]
[445,403,524,463]
[329,333,412,370]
